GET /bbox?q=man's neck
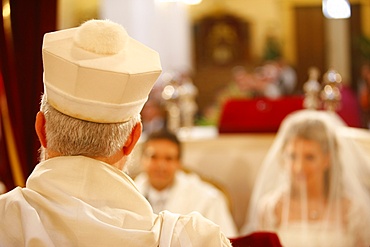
[45,149,126,171]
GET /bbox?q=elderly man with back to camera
[0,19,231,247]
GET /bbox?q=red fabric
[0,73,12,191]
[218,96,304,133]
[218,92,363,134]
[230,231,282,247]
[336,85,362,128]
[0,0,57,189]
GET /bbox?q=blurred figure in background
[275,58,297,96]
[141,96,166,138]
[241,109,370,246]
[135,130,238,238]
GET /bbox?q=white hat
[42,19,162,123]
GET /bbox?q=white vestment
[135,170,238,238]
[0,156,231,247]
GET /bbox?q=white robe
[135,170,238,238]
[0,156,231,247]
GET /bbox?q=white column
[100,0,192,73]
[325,18,351,85]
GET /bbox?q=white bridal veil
[241,109,370,247]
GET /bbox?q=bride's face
[283,137,330,187]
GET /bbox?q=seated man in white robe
[0,19,232,247]
[135,130,238,238]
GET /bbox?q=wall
[188,0,283,63]
[188,0,370,66]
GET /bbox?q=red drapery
[0,0,56,191]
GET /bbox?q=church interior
[1,0,370,237]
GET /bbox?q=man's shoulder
[0,187,24,205]
[159,210,232,247]
[0,187,36,220]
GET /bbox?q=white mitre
[42,19,162,123]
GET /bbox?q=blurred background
[59,0,370,123]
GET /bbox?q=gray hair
[40,94,141,157]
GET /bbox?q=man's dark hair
[143,130,182,159]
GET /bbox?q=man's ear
[35,111,47,148]
[123,122,142,155]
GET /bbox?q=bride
[241,109,370,246]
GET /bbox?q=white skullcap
[42,19,162,123]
